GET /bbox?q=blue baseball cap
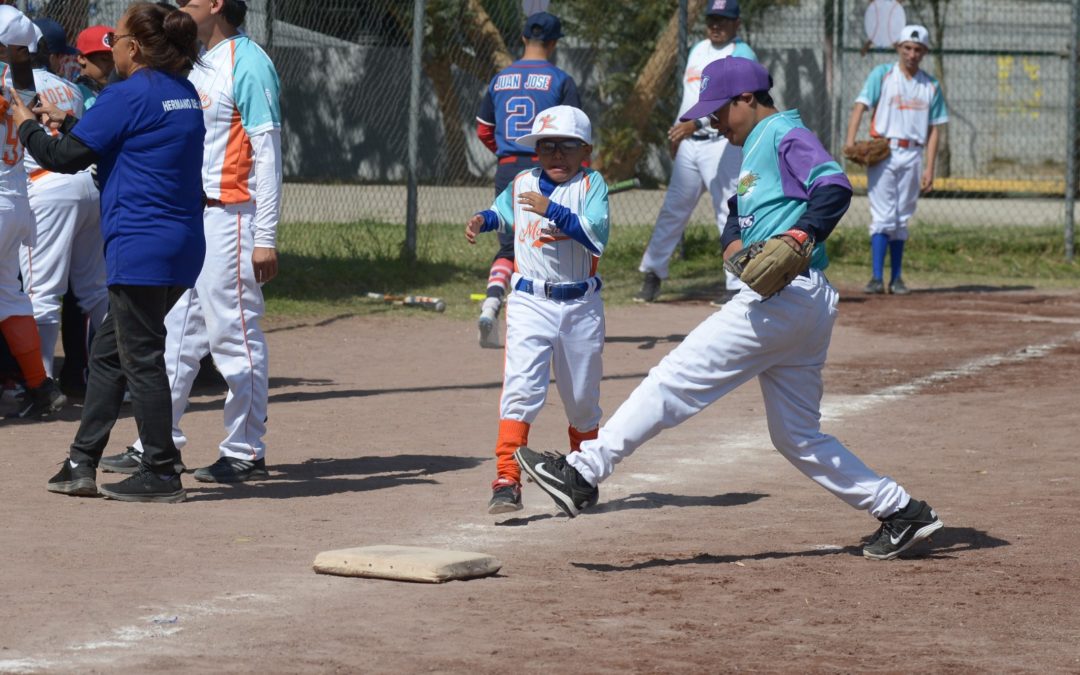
[33,18,76,56]
[706,0,740,18]
[680,57,772,121]
[522,12,564,42]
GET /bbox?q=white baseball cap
[0,5,40,51]
[898,24,930,48]
[515,105,592,149]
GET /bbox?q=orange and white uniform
[131,34,282,462]
[19,67,107,378]
[0,66,36,323]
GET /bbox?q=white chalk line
[0,593,277,673]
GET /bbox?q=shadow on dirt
[186,454,486,502]
[568,526,1008,571]
[494,491,766,527]
[605,334,687,350]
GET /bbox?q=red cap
[76,25,112,56]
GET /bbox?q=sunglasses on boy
[535,139,587,155]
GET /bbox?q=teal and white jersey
[189,34,282,204]
[856,63,948,145]
[734,110,852,271]
[488,167,609,283]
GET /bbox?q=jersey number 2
[504,96,535,142]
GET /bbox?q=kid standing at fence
[465,105,610,515]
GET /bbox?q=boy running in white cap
[465,105,609,515]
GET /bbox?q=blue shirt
[735,110,852,271]
[477,60,580,157]
[72,68,206,287]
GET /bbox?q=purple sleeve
[778,128,852,200]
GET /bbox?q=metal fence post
[405,0,426,260]
[266,0,275,50]
[1065,0,1079,261]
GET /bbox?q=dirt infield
[2,284,1079,673]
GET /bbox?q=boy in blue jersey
[474,11,580,349]
[516,59,943,561]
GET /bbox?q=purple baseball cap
[680,57,772,121]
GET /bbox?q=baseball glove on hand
[724,229,815,299]
[844,138,890,167]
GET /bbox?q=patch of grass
[266,220,1079,318]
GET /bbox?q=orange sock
[569,425,598,452]
[495,418,530,483]
[0,316,46,389]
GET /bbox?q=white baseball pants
[640,135,742,288]
[867,145,923,240]
[0,198,36,321]
[568,270,910,519]
[500,287,604,433]
[21,171,108,376]
[133,202,269,461]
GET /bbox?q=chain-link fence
[16,0,1080,260]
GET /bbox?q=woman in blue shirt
[12,2,205,503]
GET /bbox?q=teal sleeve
[855,64,888,107]
[234,41,282,135]
[732,41,757,62]
[929,82,948,125]
[580,172,610,253]
[492,182,515,232]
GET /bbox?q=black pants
[69,284,187,474]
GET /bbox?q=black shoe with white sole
[100,446,143,474]
[8,377,66,419]
[487,477,523,515]
[514,446,598,518]
[193,456,269,483]
[99,465,186,503]
[47,460,99,497]
[863,499,943,560]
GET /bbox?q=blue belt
[687,134,716,141]
[514,277,602,301]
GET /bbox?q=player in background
[844,25,947,295]
[18,21,108,385]
[466,105,609,515]
[101,0,282,483]
[516,58,943,562]
[474,11,579,349]
[634,0,756,306]
[0,5,66,419]
[73,24,113,108]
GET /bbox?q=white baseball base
[313,545,503,583]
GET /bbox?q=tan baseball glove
[724,229,815,299]
[844,138,891,167]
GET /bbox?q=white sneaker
[478,297,503,349]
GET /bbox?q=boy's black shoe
[192,456,269,483]
[863,499,943,560]
[46,460,98,497]
[514,446,598,518]
[633,272,661,303]
[100,446,143,474]
[99,465,186,503]
[864,278,885,294]
[487,477,523,515]
[9,377,66,419]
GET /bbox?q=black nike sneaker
[514,446,598,518]
[863,499,943,560]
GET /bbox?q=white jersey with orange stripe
[190,33,282,247]
[24,68,85,177]
[0,66,30,208]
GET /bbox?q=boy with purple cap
[474,11,580,349]
[516,58,943,561]
[844,25,948,295]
